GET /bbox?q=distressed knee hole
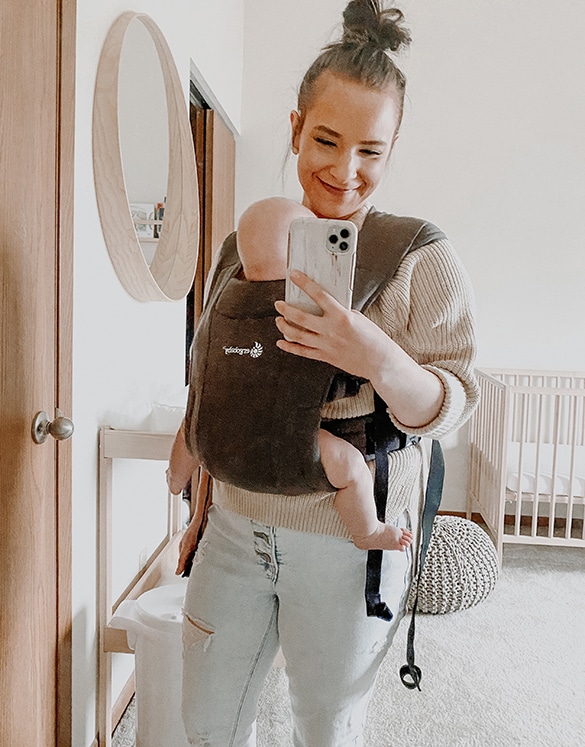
[183,613,214,650]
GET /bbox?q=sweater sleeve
[367,238,479,439]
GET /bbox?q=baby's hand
[166,467,187,496]
[167,423,200,495]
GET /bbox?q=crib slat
[514,391,528,537]
[530,394,544,539]
[566,396,579,540]
[548,397,562,539]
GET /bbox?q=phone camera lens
[328,234,338,244]
[339,241,349,252]
[340,228,350,239]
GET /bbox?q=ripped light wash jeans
[182,504,412,747]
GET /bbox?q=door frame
[56,1,76,744]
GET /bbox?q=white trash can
[110,581,189,747]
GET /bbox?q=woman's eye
[361,149,382,157]
[315,137,336,147]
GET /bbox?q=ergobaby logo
[223,341,264,358]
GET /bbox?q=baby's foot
[353,524,413,552]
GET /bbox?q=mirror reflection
[118,18,169,265]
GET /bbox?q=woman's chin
[308,194,364,220]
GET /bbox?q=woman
[168,2,479,744]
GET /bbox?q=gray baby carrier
[185,208,446,690]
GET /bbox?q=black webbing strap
[399,439,445,690]
[364,393,414,622]
[365,445,393,621]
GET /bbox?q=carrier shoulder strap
[326,210,446,399]
[352,209,446,312]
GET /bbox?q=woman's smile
[318,177,359,195]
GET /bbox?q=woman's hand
[275,270,445,429]
[274,270,389,380]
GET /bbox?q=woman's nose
[329,151,358,185]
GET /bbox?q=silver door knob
[32,409,74,444]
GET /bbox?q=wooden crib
[468,369,585,562]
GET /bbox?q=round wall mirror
[93,12,199,302]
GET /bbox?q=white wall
[73,2,243,744]
[238,0,585,512]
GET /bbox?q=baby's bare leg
[319,429,413,552]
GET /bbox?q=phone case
[285,217,357,315]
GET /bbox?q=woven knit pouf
[408,516,499,614]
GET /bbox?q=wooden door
[205,109,237,262]
[0,1,75,745]
[188,104,236,338]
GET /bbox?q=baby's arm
[166,421,200,495]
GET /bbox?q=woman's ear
[385,130,400,164]
[290,110,301,154]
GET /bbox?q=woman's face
[291,71,401,219]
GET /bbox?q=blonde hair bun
[342,0,411,53]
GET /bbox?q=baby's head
[238,197,314,280]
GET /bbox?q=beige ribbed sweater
[210,223,479,539]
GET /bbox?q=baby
[168,197,412,553]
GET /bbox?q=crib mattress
[506,442,585,499]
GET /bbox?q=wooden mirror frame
[93,12,199,302]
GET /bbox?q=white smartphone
[285,217,358,315]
